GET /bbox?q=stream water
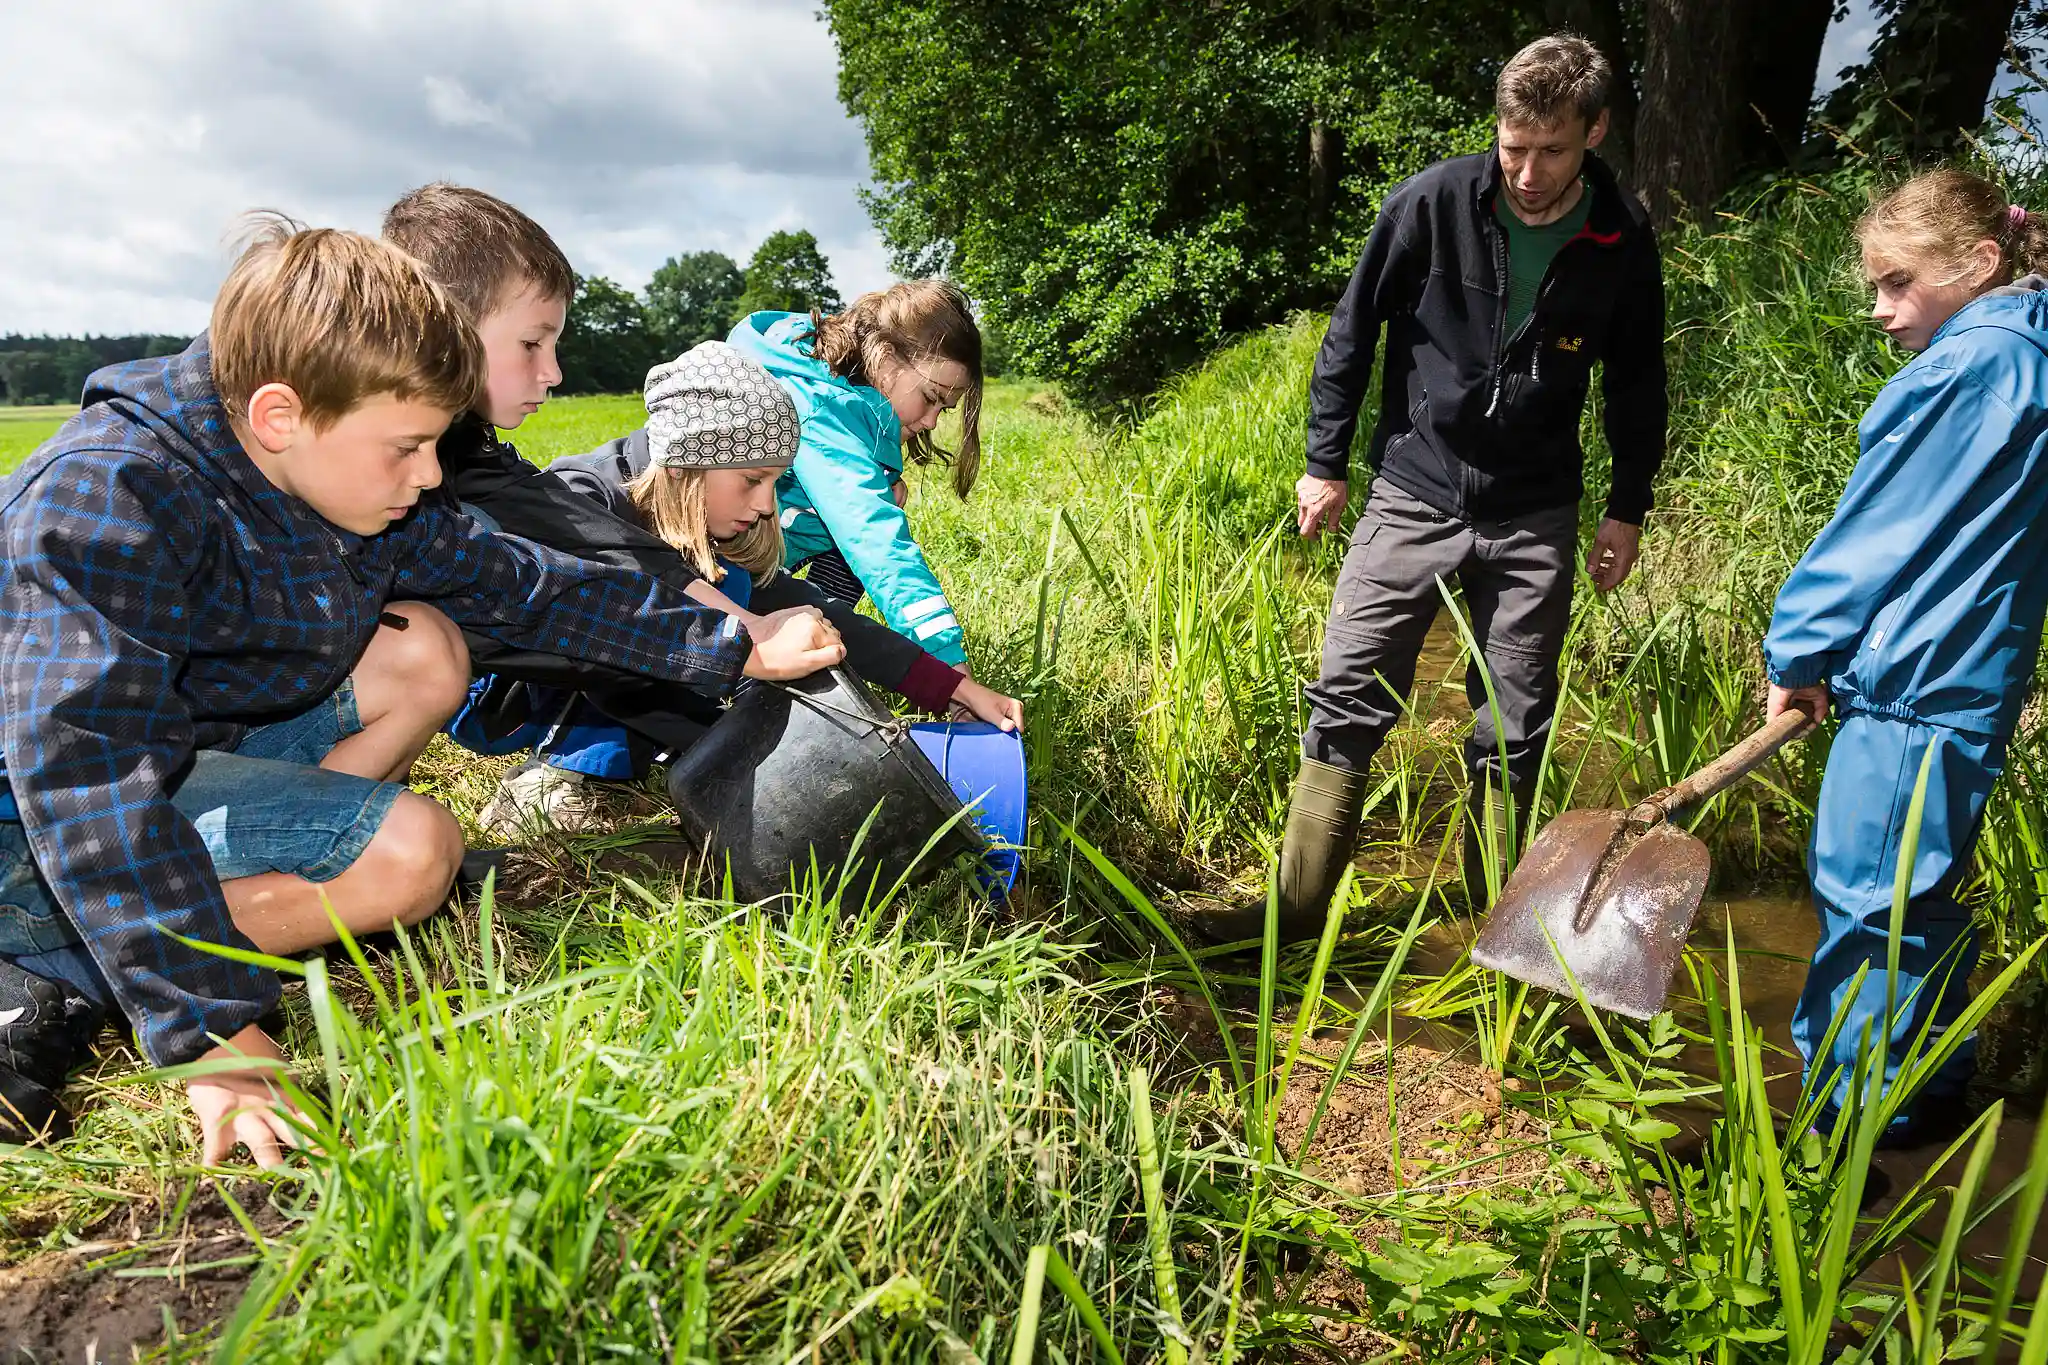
[1383,617,2048,1279]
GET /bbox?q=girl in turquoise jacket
[1763,170,2048,1147]
[726,280,984,670]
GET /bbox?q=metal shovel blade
[1470,809,1712,1019]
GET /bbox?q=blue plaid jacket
[0,339,750,1065]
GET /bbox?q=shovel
[1471,709,1812,1019]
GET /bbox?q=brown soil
[1263,1031,1557,1356]
[0,1181,292,1364]
[1278,1035,1550,1200]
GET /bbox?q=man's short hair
[382,183,576,322]
[210,215,485,428]
[1497,35,1611,131]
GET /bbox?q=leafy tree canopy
[825,0,1526,404]
[645,250,745,354]
[556,274,664,396]
[732,230,845,322]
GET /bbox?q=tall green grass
[11,159,2048,1361]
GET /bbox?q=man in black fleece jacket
[1196,35,1669,942]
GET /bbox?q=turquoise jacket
[725,311,966,665]
[1765,281,2048,739]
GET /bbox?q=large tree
[555,275,664,396]
[731,231,844,322]
[1633,0,1757,226]
[1825,0,2032,155]
[644,251,744,355]
[827,0,1525,404]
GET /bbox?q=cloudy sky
[0,0,1992,339]
[0,0,892,336]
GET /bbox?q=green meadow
[0,406,72,474]
[7,169,2048,1361]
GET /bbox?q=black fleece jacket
[1307,149,1668,525]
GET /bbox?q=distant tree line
[5,228,852,405]
[0,335,191,406]
[557,228,845,394]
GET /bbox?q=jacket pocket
[1842,595,1911,697]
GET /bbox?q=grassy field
[7,165,2048,1361]
[0,405,72,473]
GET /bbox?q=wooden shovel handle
[1631,708,1814,826]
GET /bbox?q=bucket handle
[769,678,913,744]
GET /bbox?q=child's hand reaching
[743,606,846,680]
[187,1024,310,1168]
[951,677,1024,731]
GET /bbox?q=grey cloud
[0,0,890,335]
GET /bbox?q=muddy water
[1360,615,2048,1271]
[1690,896,2048,1274]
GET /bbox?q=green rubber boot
[1185,758,1373,946]
[1463,774,1534,911]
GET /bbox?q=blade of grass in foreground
[1131,1066,1190,1365]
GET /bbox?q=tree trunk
[1309,120,1340,227]
[1634,0,1754,229]
[1734,0,1834,170]
[1544,0,1639,189]
[1850,0,2024,153]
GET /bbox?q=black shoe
[0,1064,68,1144]
[0,958,101,1145]
[456,846,511,894]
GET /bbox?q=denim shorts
[0,680,406,957]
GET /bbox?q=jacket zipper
[1494,211,1609,409]
[1484,204,1511,420]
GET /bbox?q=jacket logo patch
[1553,335,1585,353]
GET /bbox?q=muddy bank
[0,1181,291,1364]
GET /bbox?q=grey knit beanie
[643,340,800,468]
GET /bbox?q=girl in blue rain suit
[1765,170,2048,1143]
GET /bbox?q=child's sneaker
[479,761,604,841]
[0,959,103,1145]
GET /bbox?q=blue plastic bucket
[908,722,1027,895]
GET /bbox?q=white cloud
[422,77,531,143]
[0,0,895,336]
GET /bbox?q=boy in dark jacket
[0,222,840,1160]
[1193,35,1669,942]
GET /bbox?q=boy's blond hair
[210,215,484,428]
[1496,35,1610,132]
[381,183,577,322]
[624,464,785,583]
[1859,169,2048,289]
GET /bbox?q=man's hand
[1585,519,1642,594]
[1768,681,1831,727]
[950,677,1024,731]
[187,1025,308,1168]
[743,606,845,680]
[1296,475,1348,539]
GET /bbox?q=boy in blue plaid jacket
[0,221,843,1162]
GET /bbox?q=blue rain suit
[1763,280,2048,1123]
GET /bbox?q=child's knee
[374,603,472,720]
[368,794,464,926]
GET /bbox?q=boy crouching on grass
[0,220,842,1164]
